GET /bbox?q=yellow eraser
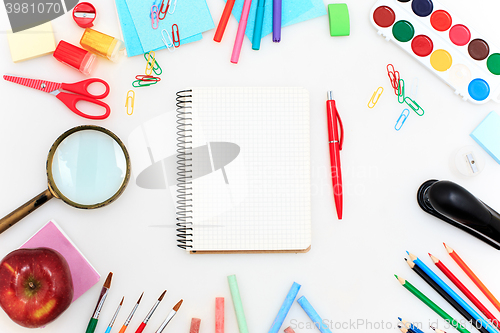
[6,22,56,63]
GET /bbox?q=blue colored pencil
[398,317,425,333]
[268,282,301,333]
[408,252,496,333]
[297,296,332,333]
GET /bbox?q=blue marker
[297,296,332,333]
[268,282,301,333]
[408,252,496,333]
[252,0,266,50]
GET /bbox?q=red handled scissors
[3,74,111,120]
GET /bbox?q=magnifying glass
[0,125,130,234]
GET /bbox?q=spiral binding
[175,90,193,249]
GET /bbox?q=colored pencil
[430,253,500,329]
[154,299,183,333]
[135,290,167,333]
[118,293,143,333]
[105,297,124,333]
[398,318,425,333]
[395,275,470,333]
[398,324,410,333]
[405,259,488,333]
[214,0,236,42]
[408,253,496,333]
[85,272,113,333]
[431,326,447,333]
[445,243,500,313]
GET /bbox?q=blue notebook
[471,111,500,164]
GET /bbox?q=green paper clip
[143,52,162,75]
[397,79,405,104]
[404,96,424,116]
[132,79,159,88]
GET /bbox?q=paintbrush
[85,272,113,333]
[135,290,167,333]
[154,300,183,333]
[118,293,143,333]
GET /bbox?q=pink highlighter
[231,0,253,64]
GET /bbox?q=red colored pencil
[445,243,500,313]
[430,253,500,329]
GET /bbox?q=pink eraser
[20,220,100,302]
[215,297,224,333]
[284,327,296,333]
[190,318,201,333]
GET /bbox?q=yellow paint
[6,22,56,63]
[430,49,453,72]
[3,262,15,275]
[33,299,56,319]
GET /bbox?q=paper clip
[397,79,405,104]
[404,96,424,116]
[409,77,419,99]
[125,90,135,115]
[172,24,180,48]
[145,51,156,75]
[161,29,175,52]
[395,109,410,131]
[168,0,177,14]
[387,64,400,95]
[151,5,159,29]
[132,79,159,88]
[135,75,161,83]
[143,51,162,75]
[368,87,383,108]
[158,0,169,20]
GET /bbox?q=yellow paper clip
[395,109,410,131]
[368,87,383,108]
[161,29,175,52]
[145,51,156,75]
[125,90,135,115]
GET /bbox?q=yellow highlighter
[80,28,124,62]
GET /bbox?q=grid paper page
[189,87,311,251]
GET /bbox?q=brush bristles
[158,290,167,301]
[173,299,183,311]
[137,292,144,304]
[103,272,113,289]
[120,297,124,305]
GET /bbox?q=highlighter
[53,40,96,75]
[80,28,124,62]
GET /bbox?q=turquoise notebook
[471,111,500,164]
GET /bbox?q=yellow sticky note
[6,22,56,63]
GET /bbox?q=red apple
[0,247,73,328]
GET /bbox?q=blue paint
[412,0,433,17]
[468,78,490,101]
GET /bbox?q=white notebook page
[188,87,311,251]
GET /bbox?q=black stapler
[417,179,500,250]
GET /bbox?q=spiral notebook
[176,87,311,253]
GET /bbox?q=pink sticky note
[190,318,201,333]
[216,297,224,333]
[284,327,296,333]
[20,220,100,302]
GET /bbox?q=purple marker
[272,0,282,42]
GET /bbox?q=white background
[1,0,500,332]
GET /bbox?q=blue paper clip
[395,109,410,131]
[404,97,424,116]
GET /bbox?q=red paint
[449,24,471,46]
[411,35,434,57]
[373,6,396,28]
[430,10,452,31]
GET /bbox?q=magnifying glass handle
[0,189,54,234]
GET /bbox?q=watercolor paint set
[370,0,500,104]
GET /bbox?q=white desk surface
[1,0,500,332]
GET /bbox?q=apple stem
[29,282,35,290]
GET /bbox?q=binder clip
[417,179,500,250]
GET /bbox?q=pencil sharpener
[73,2,96,28]
[417,179,500,250]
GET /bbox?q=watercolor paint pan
[370,0,500,104]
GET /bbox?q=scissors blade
[3,74,62,94]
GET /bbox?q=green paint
[392,20,414,42]
[487,53,500,75]
[328,3,350,37]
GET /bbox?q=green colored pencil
[395,275,470,333]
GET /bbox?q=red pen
[326,91,344,219]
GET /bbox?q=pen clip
[336,112,344,150]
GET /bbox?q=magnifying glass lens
[51,129,128,206]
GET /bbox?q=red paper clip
[387,64,400,95]
[172,24,180,48]
[159,0,169,20]
[135,75,161,83]
[151,5,159,29]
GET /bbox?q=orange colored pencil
[445,243,500,313]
